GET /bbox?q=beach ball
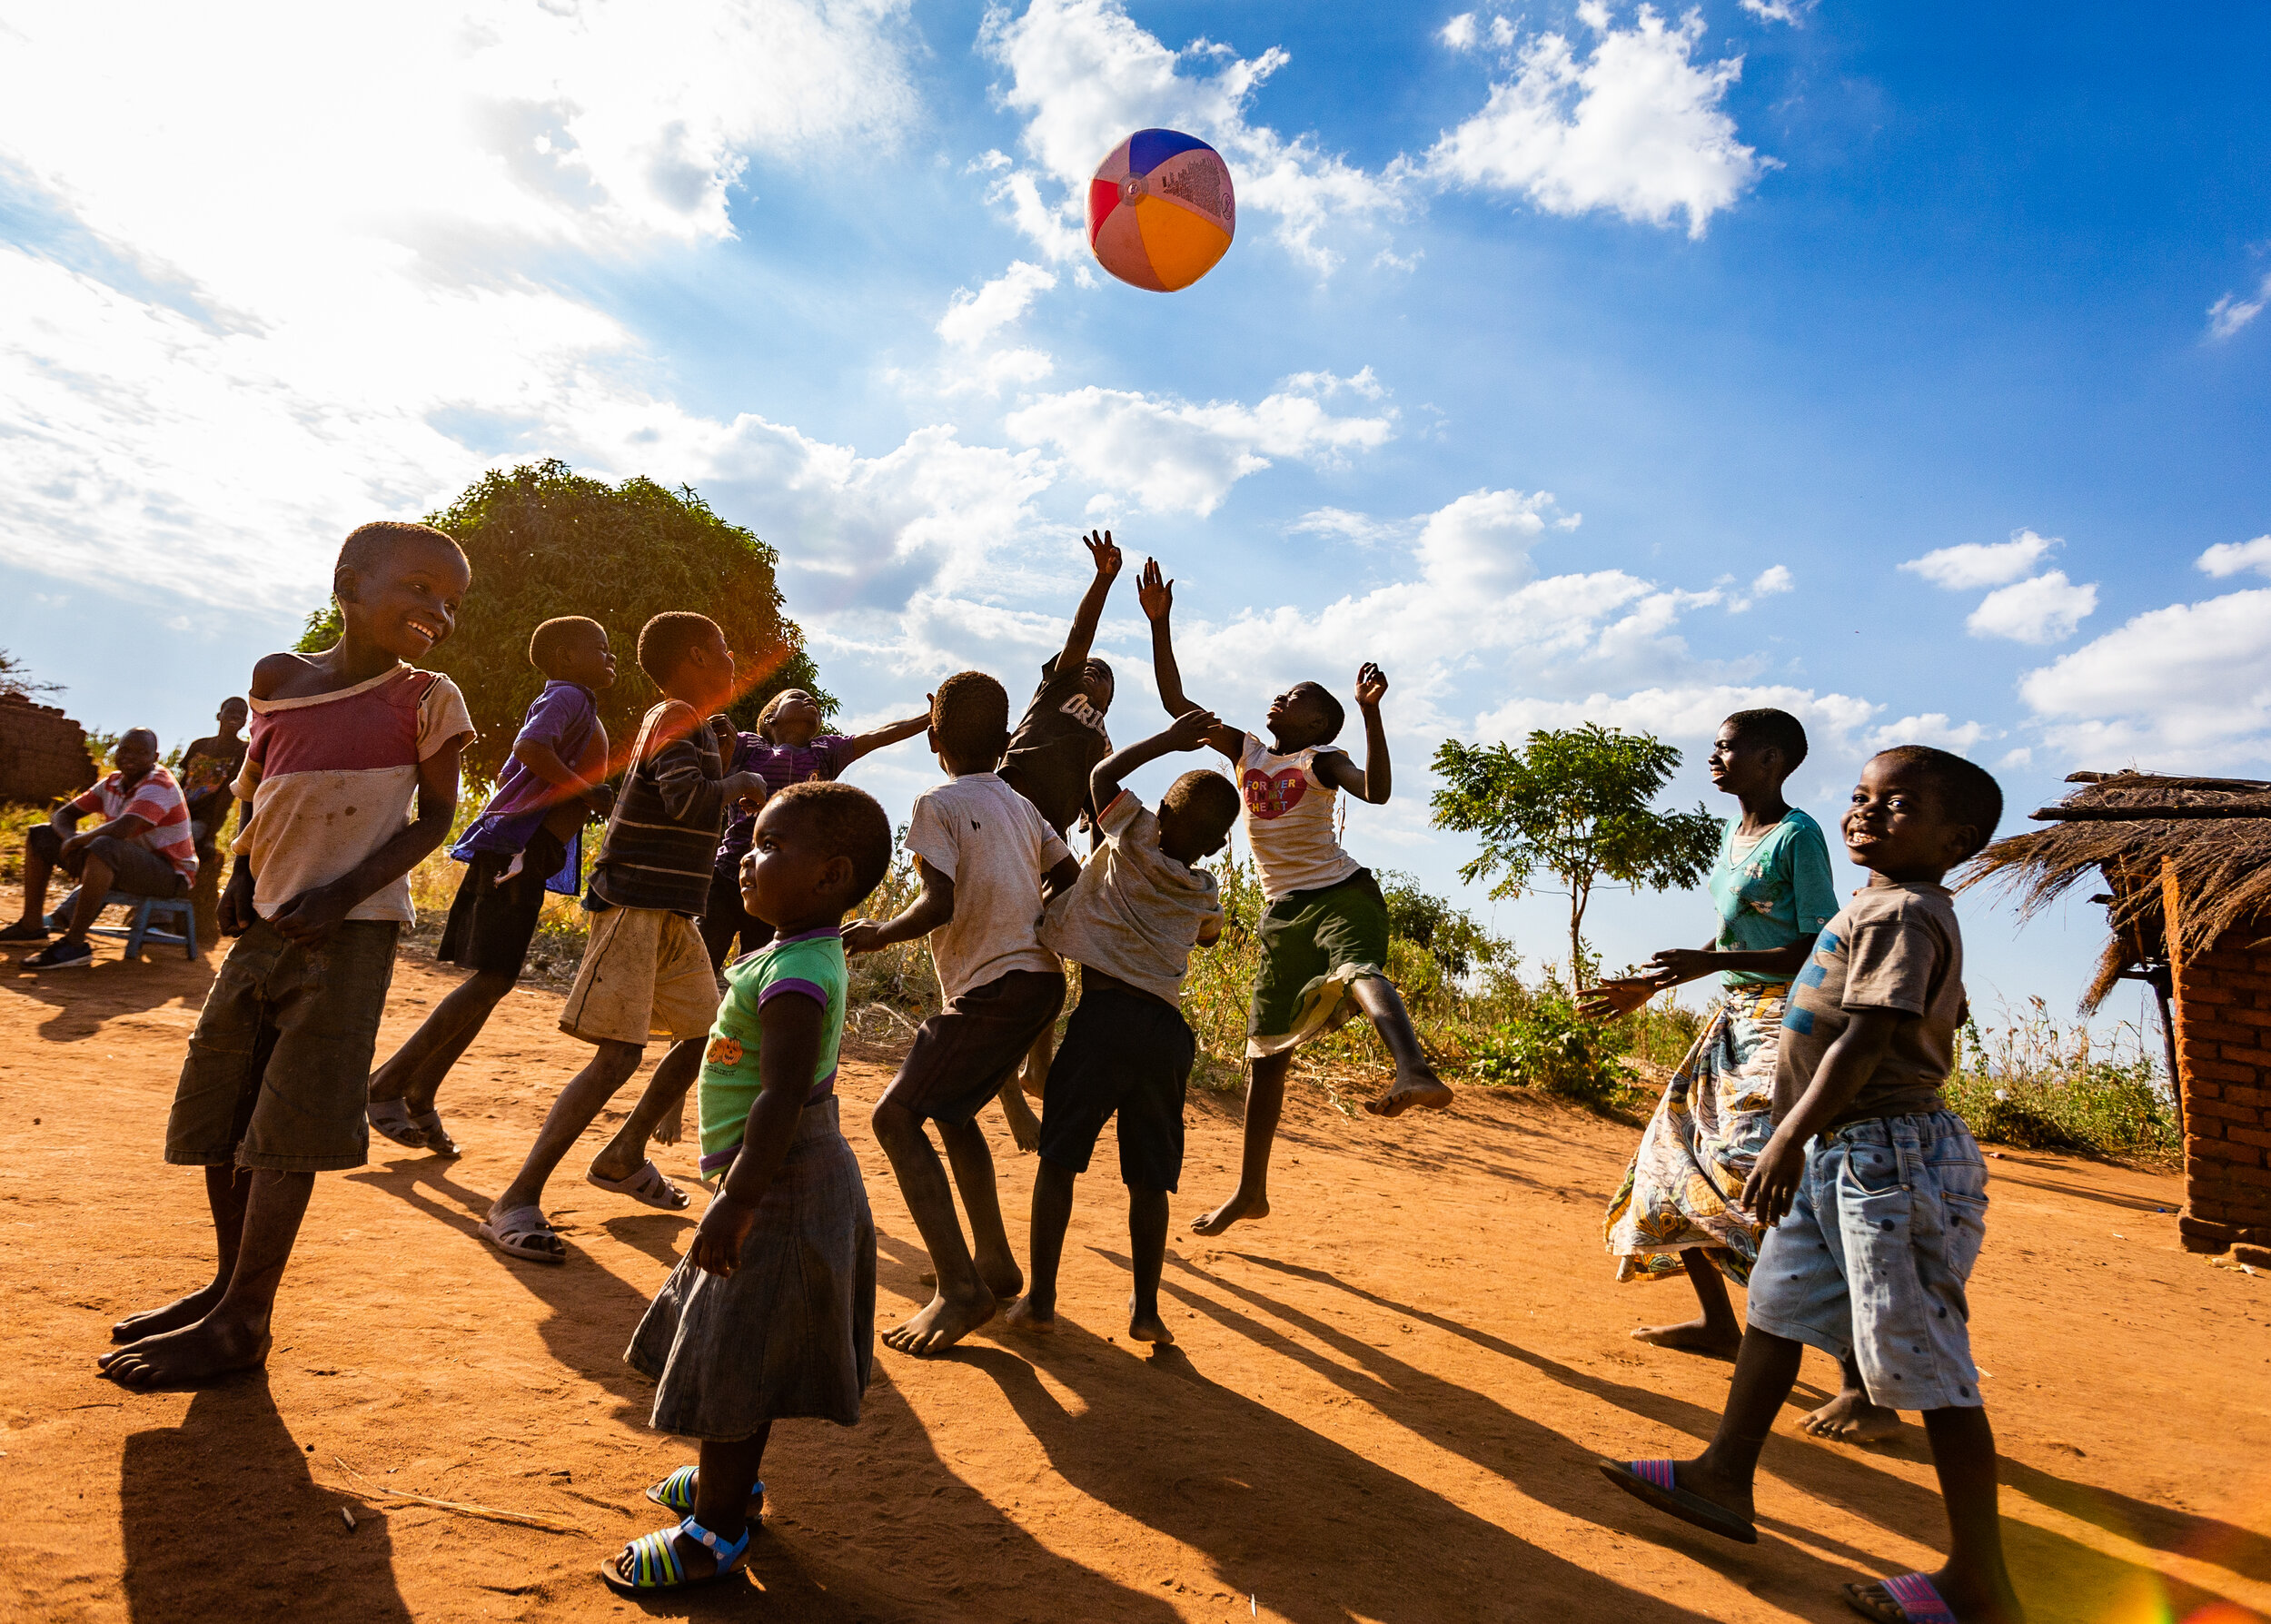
[1087,129,1235,292]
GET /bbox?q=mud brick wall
[2166,860,2271,1263]
[0,696,94,806]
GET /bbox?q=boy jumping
[1600,746,2021,1624]
[100,520,475,1388]
[844,672,1080,1355]
[1006,708,1239,1343]
[367,615,616,1155]
[481,613,768,1263]
[1140,559,1451,1237]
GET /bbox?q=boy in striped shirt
[5,727,198,969]
[481,612,769,1264]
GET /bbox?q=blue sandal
[1598,1457,1759,1544]
[1843,1573,1959,1622]
[599,1515,751,1594]
[645,1464,765,1516]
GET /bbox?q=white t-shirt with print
[1040,788,1223,1005]
[905,772,1072,1002]
[1237,732,1362,902]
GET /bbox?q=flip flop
[409,1107,458,1156]
[478,1204,567,1264]
[645,1464,766,1517]
[1843,1574,1959,1623]
[366,1098,428,1150]
[587,1159,689,1211]
[598,1515,751,1595]
[1597,1458,1759,1544]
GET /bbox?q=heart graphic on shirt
[1242,767,1305,819]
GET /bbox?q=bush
[1470,980,1637,1107]
[1945,1000,2178,1163]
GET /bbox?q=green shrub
[1946,1001,2178,1163]
[1470,981,1637,1107]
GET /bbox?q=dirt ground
[1,930,2267,1624]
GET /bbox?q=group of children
[73,514,2024,1621]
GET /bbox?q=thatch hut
[1967,771,2271,1265]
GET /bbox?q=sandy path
[0,941,2266,1623]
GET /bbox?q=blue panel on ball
[1127,127,1213,174]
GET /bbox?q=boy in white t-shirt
[844,672,1081,1356]
[1141,560,1453,1238]
[1005,707,1240,1344]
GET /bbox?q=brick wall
[2166,857,2271,1267]
[0,695,94,806]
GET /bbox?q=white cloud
[937,260,1058,347]
[2018,587,2271,767]
[1966,570,2097,644]
[980,0,1401,274]
[1442,13,1481,50]
[1004,372,1395,516]
[1479,684,1879,753]
[1423,3,1769,239]
[2207,273,2271,341]
[1739,0,1809,23]
[2198,534,2271,578]
[1724,563,1792,611]
[1866,714,1992,754]
[1900,528,2058,589]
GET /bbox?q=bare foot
[111,1280,227,1344]
[1190,1189,1269,1236]
[97,1317,270,1390]
[976,1252,1025,1302]
[1802,1389,1902,1443]
[881,1289,997,1356]
[1364,1070,1453,1118]
[1003,1295,1056,1333]
[997,1087,1041,1154]
[1631,1318,1743,1358]
[1128,1297,1175,1344]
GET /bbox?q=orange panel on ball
[1135,199,1232,292]
[1092,202,1167,291]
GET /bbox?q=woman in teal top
[1583,711,1839,1359]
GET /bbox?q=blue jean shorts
[1745,1109,1990,1411]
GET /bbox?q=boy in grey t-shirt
[1005,708,1240,1346]
[1601,747,2025,1624]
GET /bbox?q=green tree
[1375,868,1512,979]
[1430,724,1721,981]
[298,460,832,784]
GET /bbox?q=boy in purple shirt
[365,617,616,1154]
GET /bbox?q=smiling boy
[1599,746,2022,1624]
[100,520,476,1390]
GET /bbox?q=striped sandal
[645,1464,765,1517]
[1842,1573,1960,1623]
[598,1515,751,1595]
[1597,1457,1759,1543]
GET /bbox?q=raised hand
[1166,708,1220,751]
[841,919,886,956]
[1355,662,1389,708]
[1575,976,1667,1021]
[1137,558,1175,620]
[1084,529,1123,579]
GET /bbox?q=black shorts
[437,829,564,977]
[27,825,188,900]
[1037,982,1195,1193]
[881,968,1066,1129]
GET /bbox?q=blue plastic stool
[45,887,199,961]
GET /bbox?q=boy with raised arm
[1006,708,1239,1343]
[1601,747,2022,1624]
[1139,559,1451,1238]
[367,616,617,1155]
[100,521,475,1389]
[481,613,768,1263]
[843,672,1081,1355]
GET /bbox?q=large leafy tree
[1430,724,1721,981]
[300,460,832,784]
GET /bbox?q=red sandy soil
[1,933,2267,1624]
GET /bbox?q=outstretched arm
[1314,663,1392,805]
[838,705,934,766]
[841,857,954,954]
[1092,708,1223,810]
[1057,530,1123,672]
[1138,559,1241,758]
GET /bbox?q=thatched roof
[1960,772,2271,1011]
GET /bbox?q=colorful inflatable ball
[1087,129,1235,292]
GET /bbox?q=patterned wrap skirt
[626,1096,877,1439]
[1602,982,1787,1286]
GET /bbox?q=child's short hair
[637,612,722,686]
[754,688,811,743]
[1873,746,2003,859]
[1164,768,1241,839]
[1725,708,1809,770]
[1292,680,1345,744]
[337,520,464,577]
[528,615,604,677]
[931,670,1009,764]
[771,780,894,904]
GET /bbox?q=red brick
[2188,1201,2237,1223]
[2216,971,2271,995]
[2226,1162,2271,1190]
[2229,1125,2271,1151]
[2239,1227,2271,1246]
[2199,1140,2262,1167]
[2234,1243,2271,1269]
[2179,1213,2238,1246]
[2190,1099,2258,1124]
[2182,1232,2230,1255]
[2222,1084,2271,1109]
[2224,1003,2271,1029]
[2184,1022,2254,1046]
[2182,981,2240,1005]
[2185,1082,2223,1103]
[2219,1044,2271,1069]
[2191,1059,2260,1084]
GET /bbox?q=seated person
[3,728,199,968]
[177,696,251,858]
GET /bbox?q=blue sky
[5,0,2267,1034]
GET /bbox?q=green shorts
[1246,869,1388,1059]
[164,917,400,1173]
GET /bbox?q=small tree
[0,649,60,702]
[299,460,832,784]
[1430,724,1721,982]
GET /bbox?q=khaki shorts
[560,905,720,1047]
